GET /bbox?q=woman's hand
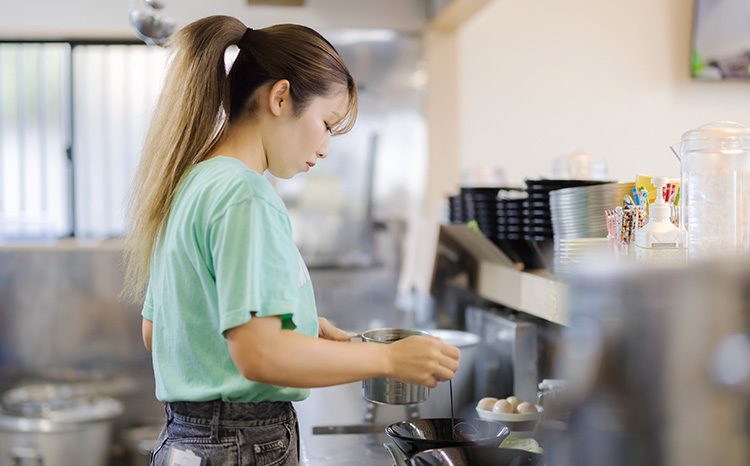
[318,317,351,341]
[385,336,461,388]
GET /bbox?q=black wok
[386,418,510,456]
[409,446,546,466]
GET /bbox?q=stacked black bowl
[447,194,464,225]
[496,194,532,267]
[459,187,501,241]
[523,179,611,269]
[451,187,536,268]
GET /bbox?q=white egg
[477,397,499,411]
[517,402,538,414]
[492,399,514,413]
[506,396,522,411]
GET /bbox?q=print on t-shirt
[297,254,311,288]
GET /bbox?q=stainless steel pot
[0,384,124,466]
[362,328,433,405]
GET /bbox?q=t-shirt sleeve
[141,283,154,321]
[209,198,302,335]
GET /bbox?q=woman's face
[266,87,350,179]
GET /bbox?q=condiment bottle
[634,177,685,262]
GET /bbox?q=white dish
[475,405,544,423]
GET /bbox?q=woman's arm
[142,317,153,352]
[226,315,460,389]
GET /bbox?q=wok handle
[383,443,409,466]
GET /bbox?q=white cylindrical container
[0,384,124,466]
[678,121,750,260]
[416,329,480,419]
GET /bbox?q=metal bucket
[361,328,432,405]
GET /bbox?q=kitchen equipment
[677,121,750,260]
[361,328,433,405]
[466,308,538,405]
[556,262,750,466]
[553,237,611,277]
[0,383,124,466]
[385,418,510,455]
[451,187,536,269]
[384,442,410,466]
[549,182,635,243]
[524,179,612,269]
[384,443,545,466]
[417,329,479,418]
[552,151,608,181]
[129,0,176,45]
[407,446,545,466]
[499,193,546,270]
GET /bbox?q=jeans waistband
[166,400,295,428]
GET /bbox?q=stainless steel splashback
[466,307,538,404]
[0,241,162,426]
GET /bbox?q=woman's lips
[306,161,315,169]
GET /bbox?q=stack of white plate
[553,237,612,276]
[550,182,635,275]
[549,182,635,246]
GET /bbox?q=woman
[123,15,460,466]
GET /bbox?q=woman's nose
[316,136,330,159]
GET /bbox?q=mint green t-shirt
[141,156,319,403]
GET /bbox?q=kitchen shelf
[476,262,569,326]
[437,224,570,326]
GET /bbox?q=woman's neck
[207,120,267,174]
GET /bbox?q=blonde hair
[122,15,358,302]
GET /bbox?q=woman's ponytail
[123,15,244,302]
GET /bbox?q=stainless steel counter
[294,382,419,466]
[299,430,394,466]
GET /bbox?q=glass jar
[678,121,750,260]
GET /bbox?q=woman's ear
[268,79,291,117]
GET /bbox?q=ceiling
[0,0,441,39]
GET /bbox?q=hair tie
[237,28,254,51]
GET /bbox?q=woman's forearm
[239,331,389,388]
[227,317,389,387]
[226,316,459,388]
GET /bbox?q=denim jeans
[151,400,300,466]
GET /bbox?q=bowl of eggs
[475,396,543,438]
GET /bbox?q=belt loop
[163,402,174,431]
[210,400,221,441]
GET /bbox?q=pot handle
[383,443,409,466]
[10,447,44,466]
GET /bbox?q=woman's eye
[324,122,332,134]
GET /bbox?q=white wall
[1,0,427,39]
[457,0,750,185]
